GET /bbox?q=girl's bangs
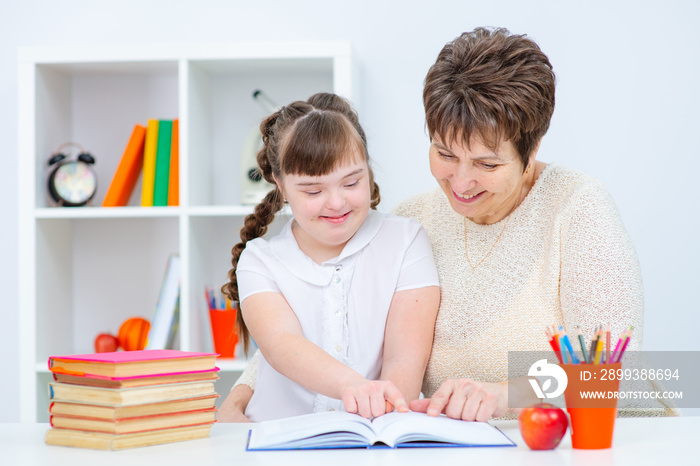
[280,111,365,177]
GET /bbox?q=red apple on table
[94,333,119,353]
[518,403,569,450]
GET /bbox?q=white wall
[1,0,698,422]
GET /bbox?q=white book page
[248,412,378,449]
[371,411,512,447]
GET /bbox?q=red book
[102,124,147,207]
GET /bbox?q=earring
[525,165,531,175]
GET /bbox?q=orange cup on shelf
[209,307,238,358]
[562,362,621,449]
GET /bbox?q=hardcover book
[48,381,217,406]
[49,394,219,420]
[167,118,179,206]
[153,119,173,206]
[45,424,212,450]
[50,408,216,434]
[246,411,516,450]
[141,119,159,206]
[48,349,217,379]
[102,124,146,207]
[52,368,219,388]
[145,255,181,350]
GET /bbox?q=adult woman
[220,27,671,422]
[399,27,643,420]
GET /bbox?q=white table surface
[2,416,698,466]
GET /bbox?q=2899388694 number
[599,368,680,381]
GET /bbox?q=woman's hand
[217,385,253,423]
[341,379,409,418]
[409,378,509,422]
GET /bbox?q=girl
[220,93,440,422]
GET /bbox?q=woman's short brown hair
[423,27,556,169]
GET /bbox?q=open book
[246,411,515,450]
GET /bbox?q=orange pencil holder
[209,307,238,358]
[562,362,621,449]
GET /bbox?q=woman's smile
[453,190,485,203]
[429,135,536,225]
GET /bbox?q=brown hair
[221,92,380,353]
[423,27,556,169]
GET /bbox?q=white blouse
[236,210,439,422]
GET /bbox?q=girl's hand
[409,378,509,422]
[341,379,409,418]
[217,385,253,423]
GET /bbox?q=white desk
[2,417,697,466]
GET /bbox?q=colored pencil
[593,329,605,365]
[544,323,633,366]
[559,334,568,364]
[589,326,600,364]
[576,326,589,364]
[545,327,563,363]
[614,327,634,363]
[560,327,580,364]
[609,333,624,364]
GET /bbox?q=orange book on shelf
[102,124,146,207]
[167,119,179,206]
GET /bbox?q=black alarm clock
[47,142,97,207]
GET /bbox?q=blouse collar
[270,210,385,286]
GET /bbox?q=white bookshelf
[17,42,357,422]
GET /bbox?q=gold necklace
[463,214,511,270]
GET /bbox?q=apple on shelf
[518,403,569,450]
[94,334,119,353]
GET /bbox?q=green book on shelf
[153,119,173,206]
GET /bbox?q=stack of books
[45,349,219,450]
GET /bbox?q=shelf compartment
[35,216,180,363]
[34,61,179,209]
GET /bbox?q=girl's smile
[279,154,371,263]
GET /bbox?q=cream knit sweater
[393,164,675,416]
[393,164,644,393]
[234,164,674,415]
